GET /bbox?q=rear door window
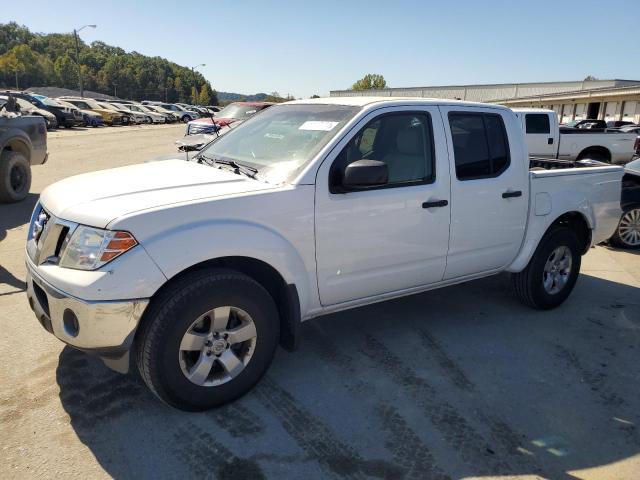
[448,112,511,180]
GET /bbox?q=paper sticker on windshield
[299,121,339,131]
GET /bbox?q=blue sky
[3,0,638,98]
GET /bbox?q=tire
[145,116,152,124]
[610,205,640,249]
[0,150,31,203]
[511,226,581,310]
[182,115,190,123]
[135,268,280,411]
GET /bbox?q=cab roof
[286,96,512,111]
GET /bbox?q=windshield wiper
[197,154,258,179]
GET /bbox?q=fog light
[63,309,79,337]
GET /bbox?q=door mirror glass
[342,159,388,189]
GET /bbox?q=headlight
[59,226,137,270]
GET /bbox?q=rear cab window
[525,114,550,134]
[448,112,511,180]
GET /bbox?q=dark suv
[2,91,84,128]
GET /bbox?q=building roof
[330,79,640,103]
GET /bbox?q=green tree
[198,85,210,105]
[351,73,387,91]
[0,22,216,101]
[0,44,53,89]
[54,54,78,88]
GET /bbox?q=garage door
[603,102,618,122]
[574,103,587,121]
[561,104,574,124]
[622,101,638,123]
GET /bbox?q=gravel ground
[1,125,639,479]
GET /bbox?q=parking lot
[1,125,639,479]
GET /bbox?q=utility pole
[73,24,96,97]
[191,64,205,103]
[14,70,18,89]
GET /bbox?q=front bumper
[26,257,148,369]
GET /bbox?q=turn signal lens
[100,231,137,262]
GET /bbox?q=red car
[186,101,273,135]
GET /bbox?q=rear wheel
[0,150,31,203]
[136,269,280,410]
[610,206,640,249]
[512,226,581,309]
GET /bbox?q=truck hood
[40,160,277,228]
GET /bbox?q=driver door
[314,106,451,306]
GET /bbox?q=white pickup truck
[25,97,623,410]
[514,108,638,164]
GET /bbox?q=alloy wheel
[543,246,572,294]
[178,306,257,387]
[617,208,640,247]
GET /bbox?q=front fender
[140,219,315,315]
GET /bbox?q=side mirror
[342,159,388,189]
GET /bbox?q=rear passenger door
[523,113,556,157]
[440,107,528,280]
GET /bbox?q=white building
[330,79,640,124]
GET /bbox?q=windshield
[56,100,76,109]
[198,104,359,182]
[218,104,266,119]
[43,97,64,107]
[99,102,119,111]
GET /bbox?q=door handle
[548,137,554,145]
[502,190,522,199]
[422,199,448,208]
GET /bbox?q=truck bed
[529,157,617,171]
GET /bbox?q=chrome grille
[27,203,77,265]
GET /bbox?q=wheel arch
[140,256,301,352]
[507,210,592,272]
[1,132,32,163]
[577,145,611,163]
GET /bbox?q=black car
[2,91,84,128]
[562,119,608,130]
[610,158,640,249]
[607,120,635,128]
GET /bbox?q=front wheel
[511,226,581,309]
[610,206,640,249]
[135,269,280,411]
[181,115,191,123]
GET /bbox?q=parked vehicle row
[1,90,223,130]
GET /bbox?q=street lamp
[73,24,96,97]
[191,64,205,103]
